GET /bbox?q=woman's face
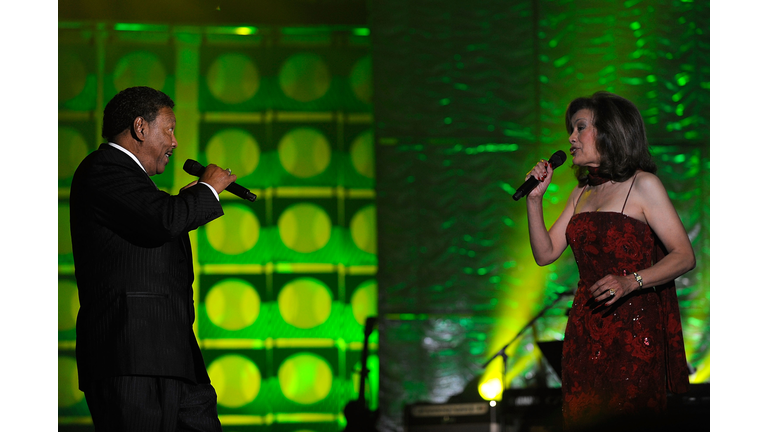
[568,109,600,167]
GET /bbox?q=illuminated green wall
[58,23,376,431]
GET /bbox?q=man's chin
[155,161,169,175]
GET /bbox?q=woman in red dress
[524,92,695,431]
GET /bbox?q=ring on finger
[609,289,615,296]
[225,168,232,175]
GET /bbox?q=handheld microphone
[183,159,257,202]
[512,150,567,201]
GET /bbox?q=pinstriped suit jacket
[70,144,224,390]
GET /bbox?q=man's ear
[131,116,146,142]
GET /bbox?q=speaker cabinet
[404,402,500,432]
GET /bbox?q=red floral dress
[562,211,689,430]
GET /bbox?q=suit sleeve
[84,155,224,247]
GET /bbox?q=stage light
[234,26,257,36]
[478,377,503,401]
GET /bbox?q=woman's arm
[590,172,696,305]
[525,160,580,266]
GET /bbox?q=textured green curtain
[372,1,709,430]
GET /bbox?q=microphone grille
[549,150,567,169]
[183,159,205,176]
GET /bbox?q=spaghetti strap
[574,185,588,211]
[621,173,639,215]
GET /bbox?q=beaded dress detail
[561,172,689,430]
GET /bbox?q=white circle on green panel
[207,53,260,104]
[350,205,377,254]
[205,278,260,331]
[279,53,331,102]
[350,129,375,178]
[205,128,260,176]
[113,51,166,91]
[58,52,87,102]
[351,280,378,326]
[204,203,260,255]
[277,203,331,253]
[278,353,332,404]
[278,128,331,178]
[59,203,72,255]
[58,127,89,180]
[58,280,80,331]
[278,278,332,329]
[350,55,373,104]
[208,354,261,408]
[58,356,83,407]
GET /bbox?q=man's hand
[199,164,237,194]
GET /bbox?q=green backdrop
[372,0,708,430]
[57,1,709,431]
[58,23,377,432]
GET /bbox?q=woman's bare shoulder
[630,170,678,217]
[633,171,667,195]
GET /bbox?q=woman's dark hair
[101,86,175,142]
[565,91,656,186]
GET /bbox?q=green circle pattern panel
[349,54,373,105]
[58,280,79,331]
[204,278,261,331]
[208,354,261,408]
[113,51,167,92]
[278,127,331,179]
[205,128,261,177]
[278,278,333,329]
[350,129,375,179]
[58,356,83,408]
[206,53,260,104]
[58,51,87,103]
[277,353,333,405]
[277,203,332,254]
[350,205,377,255]
[204,203,260,255]
[279,53,331,102]
[59,27,377,431]
[58,203,72,256]
[351,280,378,326]
[58,126,89,181]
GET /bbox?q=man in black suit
[70,86,236,431]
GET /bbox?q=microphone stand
[481,291,569,393]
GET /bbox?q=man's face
[138,106,177,176]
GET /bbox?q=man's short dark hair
[101,87,175,143]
